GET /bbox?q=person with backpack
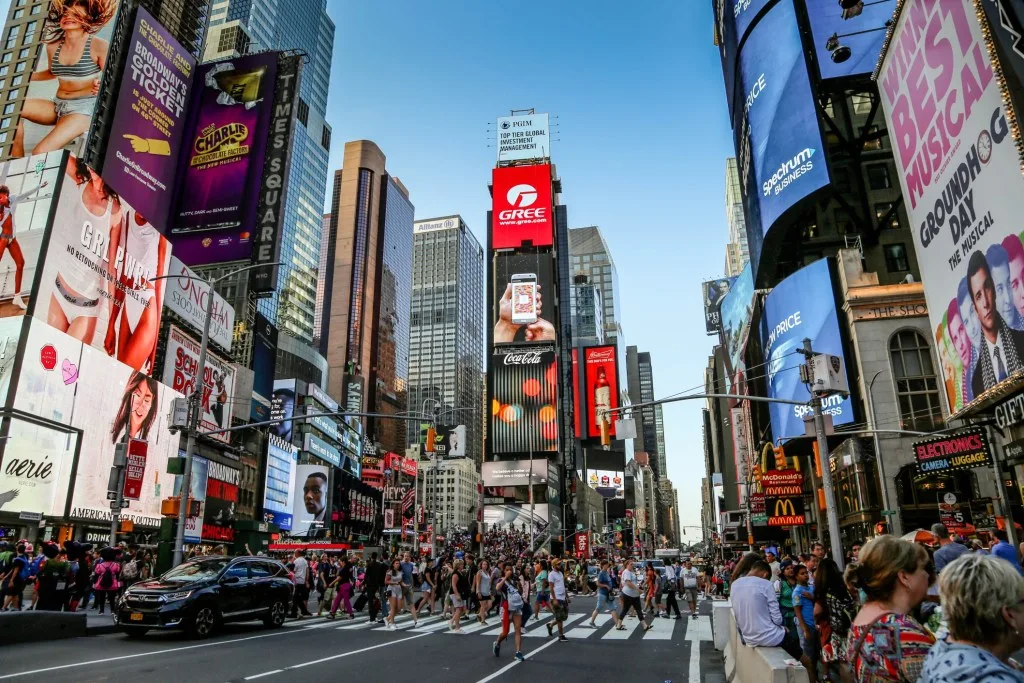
[91,547,121,615]
[492,562,528,662]
[1,543,29,611]
[34,542,70,612]
[120,550,140,592]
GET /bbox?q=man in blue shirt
[792,564,817,683]
[931,523,969,572]
[990,530,1024,575]
[589,560,620,629]
[400,551,422,620]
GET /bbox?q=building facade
[627,347,667,479]
[313,212,332,348]
[568,227,622,344]
[323,141,414,455]
[205,0,335,344]
[724,157,749,277]
[571,280,604,344]
[408,216,485,463]
[419,456,480,531]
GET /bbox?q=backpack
[458,571,472,600]
[97,562,116,590]
[17,557,30,582]
[122,559,139,581]
[506,582,525,611]
[29,554,45,579]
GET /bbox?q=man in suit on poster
[968,250,1024,398]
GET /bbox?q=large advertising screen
[161,325,236,442]
[164,256,235,352]
[703,277,734,334]
[12,0,122,159]
[586,469,624,499]
[170,53,277,265]
[491,164,553,249]
[172,451,208,543]
[490,347,559,454]
[485,503,549,531]
[12,319,181,527]
[434,424,466,458]
[250,311,277,421]
[496,113,550,163]
[720,263,754,394]
[291,463,328,537]
[878,0,1024,414]
[492,251,556,345]
[35,154,172,375]
[482,459,549,487]
[0,153,62,318]
[760,258,853,439]
[270,378,297,443]
[583,345,618,438]
[202,459,239,543]
[101,7,195,232]
[738,0,830,236]
[805,0,896,80]
[0,417,77,518]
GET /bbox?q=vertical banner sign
[122,438,148,500]
[162,325,236,442]
[250,54,302,295]
[878,0,1024,415]
[583,345,619,438]
[102,7,196,232]
[703,278,734,334]
[575,532,590,558]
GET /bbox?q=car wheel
[188,604,219,639]
[263,600,287,628]
[122,628,149,639]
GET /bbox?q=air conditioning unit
[723,528,740,543]
[723,510,745,528]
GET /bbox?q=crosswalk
[302,608,707,643]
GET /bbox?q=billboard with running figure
[877,0,1024,415]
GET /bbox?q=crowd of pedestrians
[727,525,1024,682]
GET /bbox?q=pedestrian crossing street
[297,607,711,643]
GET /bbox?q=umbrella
[902,529,936,544]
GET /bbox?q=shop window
[889,330,943,431]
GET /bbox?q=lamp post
[163,262,281,567]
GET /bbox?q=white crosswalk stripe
[564,613,612,639]
[524,613,586,637]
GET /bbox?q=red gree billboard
[491,164,553,249]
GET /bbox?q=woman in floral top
[814,558,858,680]
[847,536,936,682]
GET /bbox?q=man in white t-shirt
[546,559,569,641]
[765,548,781,591]
[679,559,701,619]
[615,559,652,632]
[291,550,312,618]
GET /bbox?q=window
[321,124,331,150]
[297,98,309,126]
[884,243,910,272]
[890,330,943,431]
[861,125,882,151]
[852,93,874,115]
[802,222,819,240]
[866,163,892,190]
[223,563,250,580]
[3,103,13,115]
[875,202,901,230]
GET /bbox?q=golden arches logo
[773,498,797,517]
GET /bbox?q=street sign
[18,511,41,522]
[122,438,148,500]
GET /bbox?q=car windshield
[160,558,230,583]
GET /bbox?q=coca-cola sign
[503,350,543,365]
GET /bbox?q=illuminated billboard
[492,251,557,345]
[583,345,618,439]
[490,347,559,454]
[491,164,553,249]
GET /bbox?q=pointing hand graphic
[123,135,171,156]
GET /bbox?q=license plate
[130,612,144,622]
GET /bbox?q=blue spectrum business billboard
[805,0,896,80]
[738,0,831,239]
[760,258,853,440]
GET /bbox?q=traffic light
[119,519,134,533]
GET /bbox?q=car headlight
[163,590,193,602]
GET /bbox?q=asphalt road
[0,596,726,683]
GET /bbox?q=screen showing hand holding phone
[510,273,538,325]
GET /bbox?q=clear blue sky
[323,1,735,535]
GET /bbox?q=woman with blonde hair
[847,535,936,682]
[921,553,1024,681]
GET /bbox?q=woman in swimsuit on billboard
[11,0,116,157]
[47,154,121,345]
[103,207,167,373]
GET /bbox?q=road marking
[565,613,612,639]
[604,616,646,640]
[644,616,676,640]
[243,671,283,680]
[686,615,712,683]
[523,613,585,637]
[0,628,312,680]
[472,637,560,683]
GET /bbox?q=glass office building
[408,216,485,464]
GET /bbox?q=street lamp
[161,261,282,567]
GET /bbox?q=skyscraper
[204,0,335,343]
[568,226,622,343]
[627,347,667,479]
[313,212,331,348]
[408,216,484,463]
[323,141,414,455]
[724,157,749,277]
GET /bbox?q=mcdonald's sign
[766,495,805,527]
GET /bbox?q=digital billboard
[270,378,297,443]
[583,345,618,439]
[11,0,122,159]
[434,424,466,458]
[759,258,853,440]
[164,256,235,352]
[170,53,278,265]
[492,251,556,345]
[490,347,559,454]
[250,311,277,421]
[12,319,182,527]
[292,464,328,537]
[491,164,553,249]
[719,263,754,394]
[202,459,239,543]
[482,459,549,487]
[586,469,625,499]
[496,113,550,163]
[738,0,830,237]
[162,325,236,442]
[172,451,208,543]
[0,417,76,518]
[35,154,172,375]
[878,0,1024,414]
[703,277,734,334]
[484,503,549,531]
[0,153,62,319]
[101,7,195,232]
[806,0,896,80]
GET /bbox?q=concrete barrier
[713,601,732,651]
[723,609,809,683]
[0,610,87,645]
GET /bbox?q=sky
[322,0,735,536]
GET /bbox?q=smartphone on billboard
[510,273,538,325]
